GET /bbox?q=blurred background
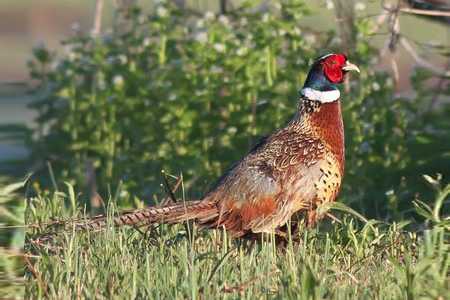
[1,0,448,171]
[1,0,449,233]
[1,0,449,295]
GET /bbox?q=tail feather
[35,200,218,243]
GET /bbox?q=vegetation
[0,0,448,298]
[20,178,450,298]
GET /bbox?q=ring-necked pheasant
[34,53,360,241]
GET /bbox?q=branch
[400,37,450,77]
[92,0,104,37]
[400,7,450,17]
[160,171,182,205]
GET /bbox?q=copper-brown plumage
[36,53,360,241]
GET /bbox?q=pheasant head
[300,53,360,103]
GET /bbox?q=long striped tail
[32,200,218,244]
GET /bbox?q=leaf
[64,182,77,212]
[318,202,369,223]
[207,246,237,284]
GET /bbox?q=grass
[15,181,449,299]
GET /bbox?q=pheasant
[34,53,360,241]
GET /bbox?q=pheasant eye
[330,60,336,66]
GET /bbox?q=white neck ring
[300,87,340,103]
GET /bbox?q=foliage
[22,181,448,299]
[25,0,450,221]
[0,177,28,297]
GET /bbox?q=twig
[400,7,450,17]
[324,212,342,224]
[220,269,280,293]
[390,56,400,91]
[86,158,102,210]
[371,9,390,34]
[1,247,41,259]
[347,239,403,272]
[160,171,181,205]
[334,0,356,51]
[385,1,401,90]
[31,237,65,251]
[25,256,49,297]
[400,37,450,77]
[92,0,104,37]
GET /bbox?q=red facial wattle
[321,54,347,83]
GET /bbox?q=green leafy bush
[26,0,449,220]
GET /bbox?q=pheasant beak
[342,61,360,73]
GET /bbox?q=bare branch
[400,37,450,77]
[92,0,104,37]
[391,56,400,90]
[86,158,102,210]
[400,7,450,17]
[160,171,182,206]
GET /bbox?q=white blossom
[325,0,334,10]
[204,11,215,21]
[385,78,393,87]
[218,15,230,27]
[372,82,380,91]
[355,2,367,11]
[157,6,168,17]
[273,2,282,10]
[305,34,316,44]
[262,13,269,22]
[143,37,151,47]
[278,102,286,109]
[236,47,248,56]
[168,93,177,101]
[213,43,225,53]
[292,27,301,36]
[117,54,127,64]
[195,19,204,28]
[64,45,76,61]
[227,127,237,134]
[113,75,124,86]
[195,90,206,96]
